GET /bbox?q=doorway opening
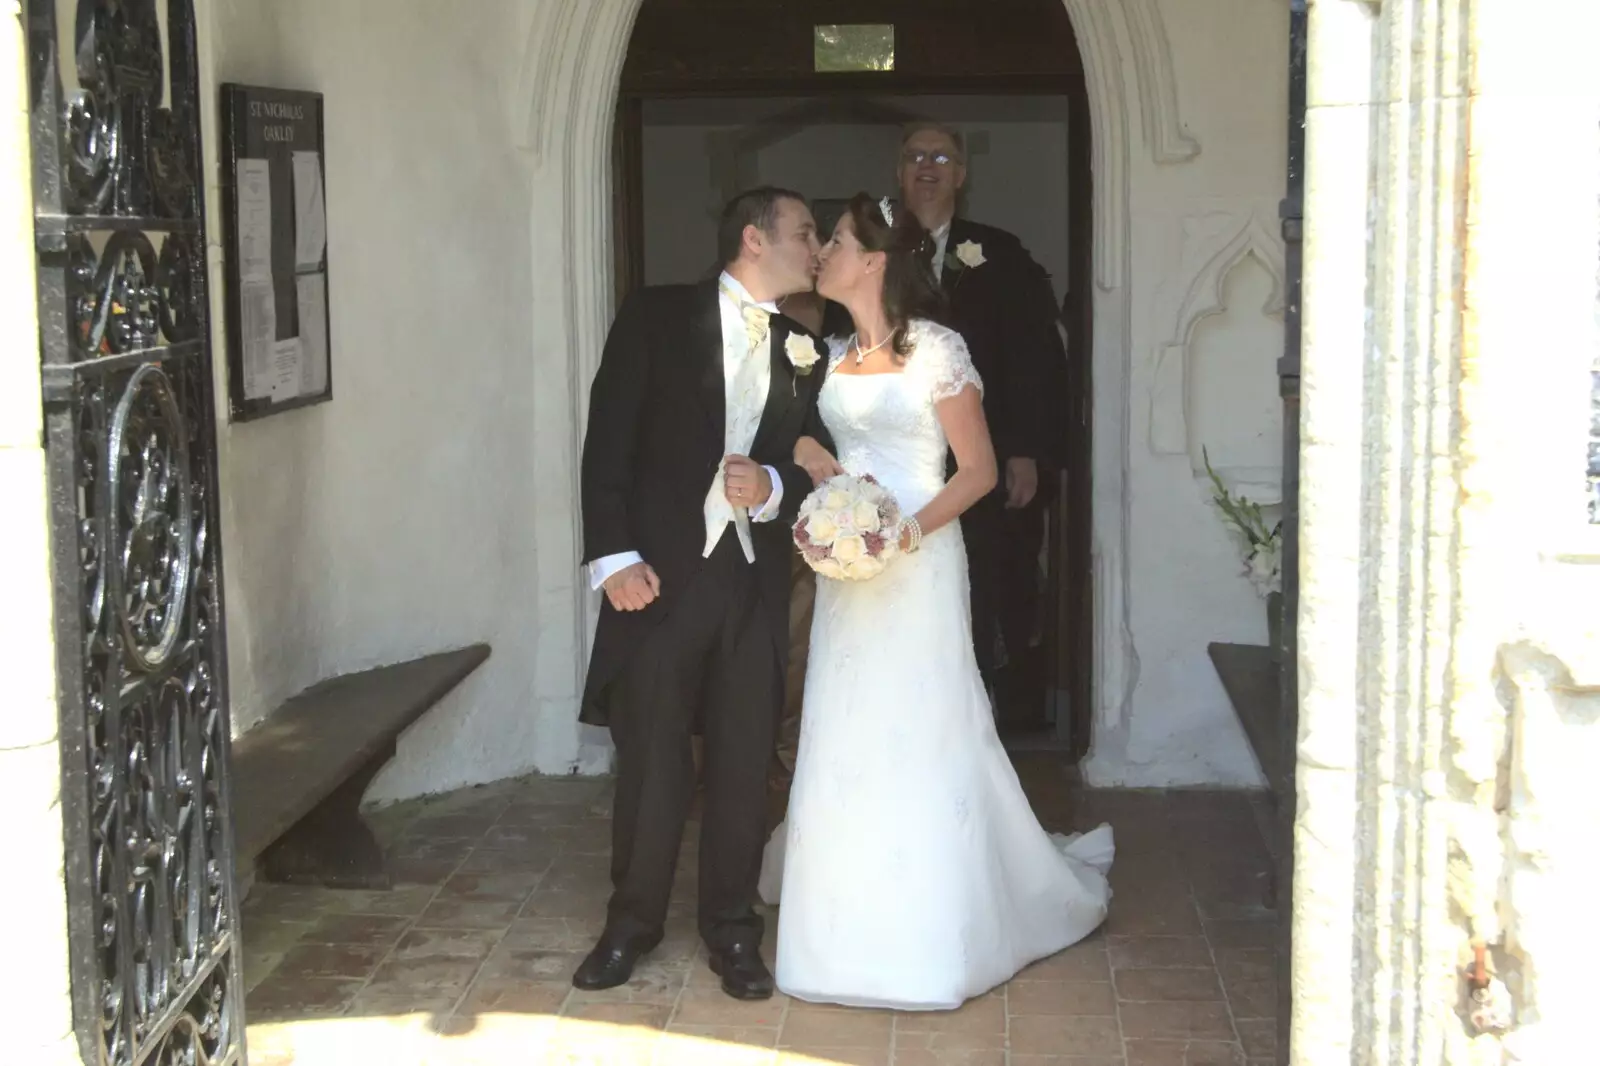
[611,0,1095,759]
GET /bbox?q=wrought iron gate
[26,1,246,1064]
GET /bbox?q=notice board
[220,84,332,421]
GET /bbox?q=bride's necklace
[850,331,892,365]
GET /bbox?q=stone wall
[1293,1,1600,1062]
[196,0,613,798]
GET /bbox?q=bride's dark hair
[842,193,945,361]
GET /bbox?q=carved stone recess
[1147,207,1286,496]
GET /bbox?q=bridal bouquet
[793,474,903,581]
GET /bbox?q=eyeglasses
[901,150,958,167]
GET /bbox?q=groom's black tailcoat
[579,278,827,947]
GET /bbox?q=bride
[759,194,1114,1011]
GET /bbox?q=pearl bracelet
[902,515,923,553]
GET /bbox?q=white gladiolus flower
[1247,544,1281,597]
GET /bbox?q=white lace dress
[758,320,1114,1011]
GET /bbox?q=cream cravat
[742,302,771,353]
[704,286,771,562]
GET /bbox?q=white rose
[831,508,857,535]
[955,240,987,268]
[851,500,881,533]
[813,557,845,580]
[832,534,866,563]
[807,512,839,544]
[823,489,851,511]
[785,333,820,372]
[845,556,884,581]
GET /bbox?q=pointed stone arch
[513,0,1189,776]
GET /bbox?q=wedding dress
[758,320,1114,1011]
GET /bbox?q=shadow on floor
[242,756,1278,1065]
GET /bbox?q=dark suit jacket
[941,219,1069,467]
[579,280,829,726]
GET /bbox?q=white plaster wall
[194,0,1289,799]
[1080,0,1287,786]
[639,95,1072,302]
[199,0,592,800]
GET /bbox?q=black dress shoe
[572,930,663,991]
[708,942,775,1000]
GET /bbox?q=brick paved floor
[243,756,1279,1065]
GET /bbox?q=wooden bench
[232,644,491,890]
[1207,642,1283,792]
[1208,640,1290,912]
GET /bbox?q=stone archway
[512,0,1195,783]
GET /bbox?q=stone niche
[1149,207,1287,506]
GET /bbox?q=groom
[576,187,827,1000]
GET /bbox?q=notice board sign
[220,84,332,421]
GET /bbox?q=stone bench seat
[232,644,491,890]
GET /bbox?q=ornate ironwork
[27,1,245,1064]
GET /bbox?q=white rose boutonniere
[954,240,987,269]
[785,333,821,376]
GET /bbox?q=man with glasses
[896,121,1070,728]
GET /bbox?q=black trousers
[963,487,1049,679]
[605,535,781,950]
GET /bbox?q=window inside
[814,25,895,73]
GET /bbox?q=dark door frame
[1273,3,1307,1062]
[610,55,1096,755]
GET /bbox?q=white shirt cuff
[588,551,643,590]
[749,466,784,523]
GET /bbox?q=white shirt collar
[718,271,779,314]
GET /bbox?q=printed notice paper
[240,281,277,400]
[269,338,303,403]
[295,273,329,396]
[291,151,327,270]
[236,159,273,284]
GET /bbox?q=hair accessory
[879,197,895,227]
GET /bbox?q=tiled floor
[243,756,1280,1065]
